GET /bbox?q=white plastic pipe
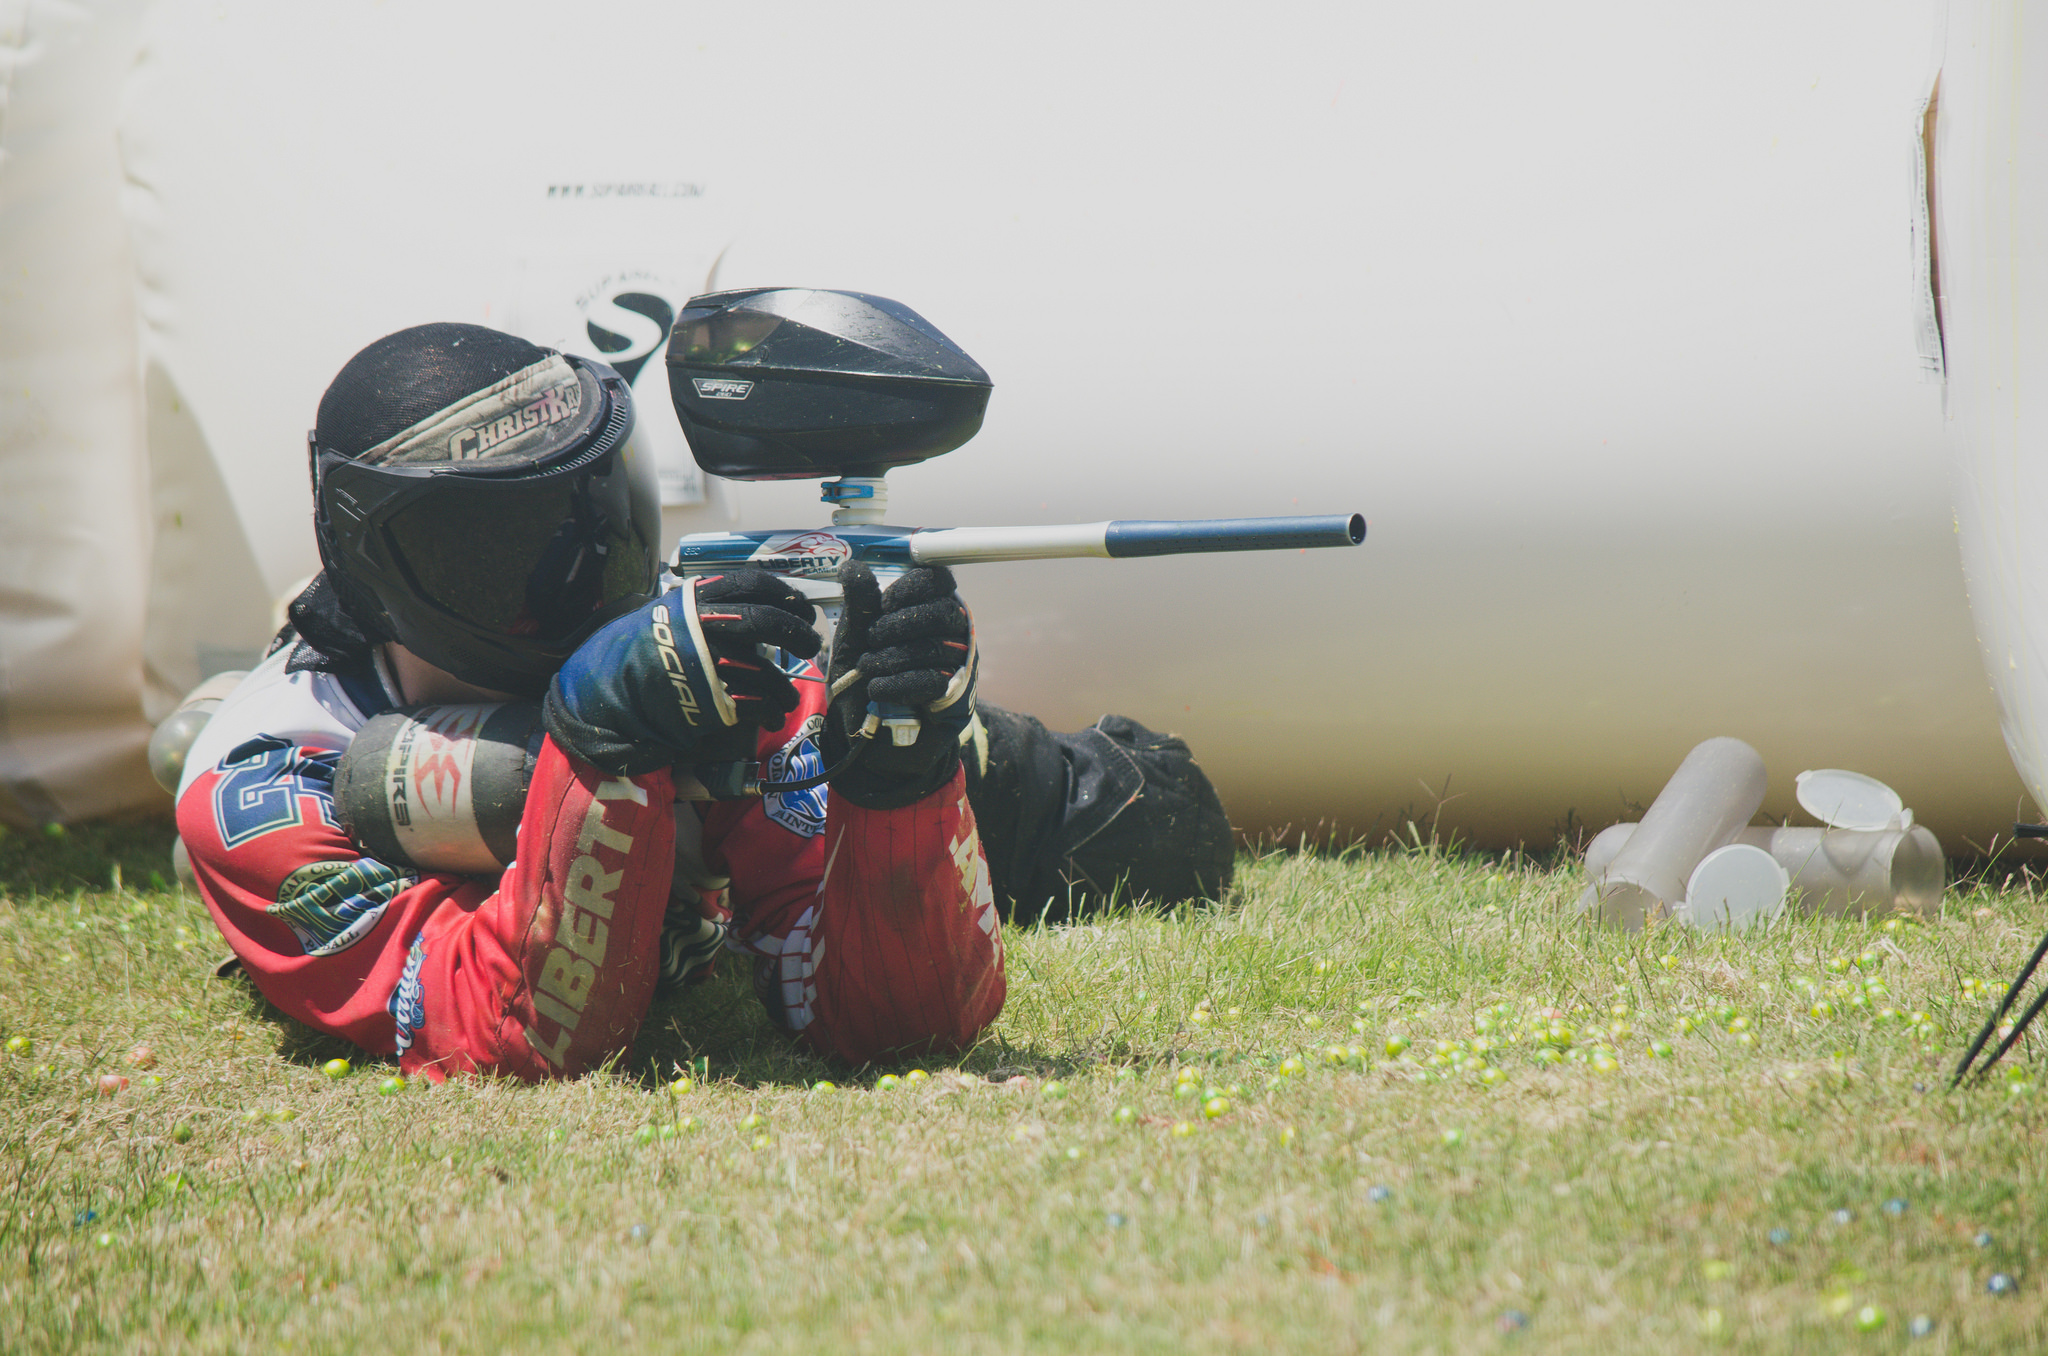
[1585,821,1943,918]
[909,523,1111,564]
[1579,736,1768,929]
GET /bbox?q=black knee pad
[965,703,1234,924]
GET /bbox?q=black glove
[823,561,978,809]
[544,568,820,775]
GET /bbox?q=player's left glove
[822,561,979,809]
[544,568,821,776]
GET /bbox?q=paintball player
[174,323,1230,1083]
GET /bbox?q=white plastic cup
[1677,843,1789,931]
[1578,736,1768,929]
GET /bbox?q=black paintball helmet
[309,323,661,697]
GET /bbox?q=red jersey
[175,644,1004,1080]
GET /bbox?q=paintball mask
[310,323,661,697]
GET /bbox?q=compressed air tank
[145,670,248,795]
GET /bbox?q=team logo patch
[763,714,828,839]
[268,857,416,957]
[210,737,342,850]
[388,937,428,1055]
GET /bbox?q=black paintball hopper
[666,287,993,481]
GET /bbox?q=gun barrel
[671,513,1366,575]
[909,514,1365,566]
[1104,513,1365,557]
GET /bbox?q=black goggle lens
[379,448,656,653]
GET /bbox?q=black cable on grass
[1952,923,2048,1086]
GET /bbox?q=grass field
[5,818,2048,1353]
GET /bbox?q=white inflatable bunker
[4,1,2030,847]
[1936,3,2048,838]
[0,2,155,825]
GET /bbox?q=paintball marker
[658,288,1364,796]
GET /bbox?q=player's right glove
[544,568,821,776]
[822,561,979,809]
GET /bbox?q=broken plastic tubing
[1780,770,1942,917]
[1583,770,1944,918]
[1579,736,1767,929]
